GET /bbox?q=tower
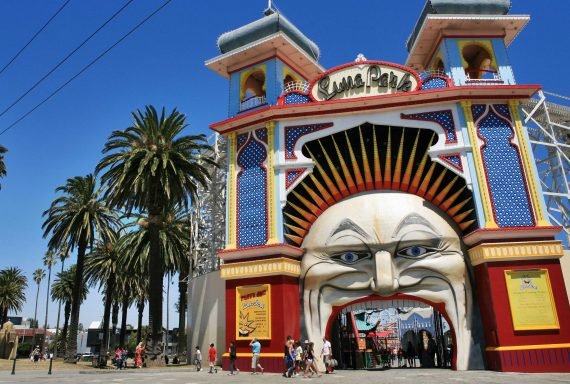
[205,5,323,372]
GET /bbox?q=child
[208,343,218,373]
[194,346,202,372]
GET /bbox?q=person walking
[228,340,239,375]
[321,336,332,373]
[406,341,415,368]
[208,343,218,373]
[249,338,264,374]
[283,336,295,378]
[135,342,144,368]
[295,340,303,375]
[194,346,203,371]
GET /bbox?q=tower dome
[217,8,320,61]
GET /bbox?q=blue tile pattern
[285,123,333,159]
[420,77,448,90]
[401,110,457,143]
[477,108,535,227]
[439,154,462,170]
[255,127,267,144]
[471,104,486,122]
[237,132,249,149]
[493,104,512,121]
[237,137,268,247]
[284,92,312,105]
[286,169,304,189]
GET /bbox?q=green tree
[96,106,212,363]
[0,145,6,190]
[32,268,45,328]
[120,204,192,354]
[84,234,121,365]
[51,265,88,355]
[42,174,119,362]
[43,250,57,330]
[0,267,28,326]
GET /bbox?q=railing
[282,80,310,95]
[419,69,448,81]
[465,69,503,83]
[240,95,267,112]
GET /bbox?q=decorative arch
[458,40,497,80]
[283,123,477,246]
[240,64,266,101]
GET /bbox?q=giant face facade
[300,192,484,370]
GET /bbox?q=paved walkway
[1,366,570,384]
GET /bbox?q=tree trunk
[146,212,164,365]
[110,300,119,350]
[99,275,114,367]
[177,278,187,356]
[34,282,40,328]
[119,296,128,347]
[53,259,65,358]
[64,239,87,363]
[137,300,144,344]
[61,300,71,356]
[44,266,52,330]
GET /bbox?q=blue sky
[0,0,569,330]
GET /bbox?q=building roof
[407,0,512,52]
[217,7,320,61]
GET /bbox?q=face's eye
[331,251,370,265]
[397,246,430,258]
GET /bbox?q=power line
[0,0,72,78]
[0,0,173,137]
[0,0,135,120]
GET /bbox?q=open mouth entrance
[327,297,456,370]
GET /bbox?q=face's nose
[371,250,397,294]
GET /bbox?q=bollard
[11,358,16,375]
[48,357,53,375]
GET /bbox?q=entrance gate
[330,298,452,370]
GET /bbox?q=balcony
[282,80,310,95]
[465,69,503,84]
[240,95,267,112]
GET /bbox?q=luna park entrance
[330,298,453,370]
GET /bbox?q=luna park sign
[310,61,420,102]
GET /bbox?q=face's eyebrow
[392,214,441,238]
[327,218,372,242]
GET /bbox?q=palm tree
[0,267,28,326]
[32,268,46,328]
[53,247,69,358]
[0,145,6,190]
[51,265,88,355]
[42,174,120,362]
[120,204,192,355]
[84,234,120,366]
[43,251,57,330]
[96,106,212,363]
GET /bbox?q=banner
[504,269,559,331]
[236,284,271,339]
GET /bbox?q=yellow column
[226,132,237,249]
[266,121,279,245]
[508,100,551,226]
[461,101,498,228]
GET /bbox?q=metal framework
[190,133,227,277]
[522,91,570,247]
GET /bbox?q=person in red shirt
[208,343,217,373]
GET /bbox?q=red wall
[225,275,300,356]
[474,259,570,372]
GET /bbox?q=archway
[326,296,455,369]
[283,124,485,370]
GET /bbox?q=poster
[504,269,559,331]
[236,284,271,339]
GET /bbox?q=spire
[264,0,276,16]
